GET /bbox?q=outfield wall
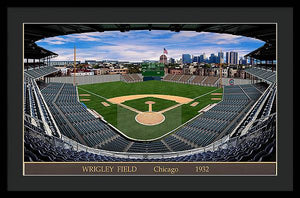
[47,74,121,85]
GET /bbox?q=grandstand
[25,66,59,79]
[244,67,276,84]
[163,74,219,87]
[23,24,277,162]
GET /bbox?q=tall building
[192,55,199,63]
[169,58,175,64]
[182,54,192,64]
[199,53,206,63]
[226,51,239,65]
[218,51,224,64]
[209,54,217,63]
[159,54,168,64]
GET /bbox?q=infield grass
[78,80,223,140]
[122,97,178,112]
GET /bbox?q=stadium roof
[244,42,276,60]
[25,42,58,59]
[24,24,276,60]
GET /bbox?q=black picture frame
[4,4,294,191]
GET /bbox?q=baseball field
[77,80,223,141]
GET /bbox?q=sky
[36,30,265,62]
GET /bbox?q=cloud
[37,29,264,62]
[37,37,72,45]
[64,34,101,41]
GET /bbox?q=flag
[163,48,168,54]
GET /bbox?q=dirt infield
[80,99,90,101]
[211,93,223,95]
[79,94,91,96]
[107,94,193,125]
[135,112,165,126]
[190,102,199,107]
[107,94,193,104]
[145,101,155,112]
[101,102,110,107]
[211,98,222,100]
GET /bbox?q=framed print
[6,6,293,191]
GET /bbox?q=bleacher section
[191,76,206,84]
[122,74,142,82]
[170,74,183,81]
[24,66,59,79]
[179,75,192,83]
[245,67,276,83]
[130,74,143,82]
[163,74,175,81]
[163,74,219,86]
[202,76,220,86]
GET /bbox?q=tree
[92,64,100,69]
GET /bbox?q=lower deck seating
[24,113,276,162]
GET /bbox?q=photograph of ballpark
[23,24,276,171]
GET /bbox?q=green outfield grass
[78,80,223,140]
[78,80,218,98]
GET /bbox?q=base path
[107,94,194,126]
[107,94,193,104]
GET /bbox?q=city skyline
[36,30,264,62]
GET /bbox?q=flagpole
[163,49,165,65]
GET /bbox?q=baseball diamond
[23,24,277,164]
[76,80,223,140]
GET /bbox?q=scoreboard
[141,63,165,77]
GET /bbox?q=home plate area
[135,112,165,126]
[134,101,165,126]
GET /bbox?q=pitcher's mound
[135,112,165,126]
